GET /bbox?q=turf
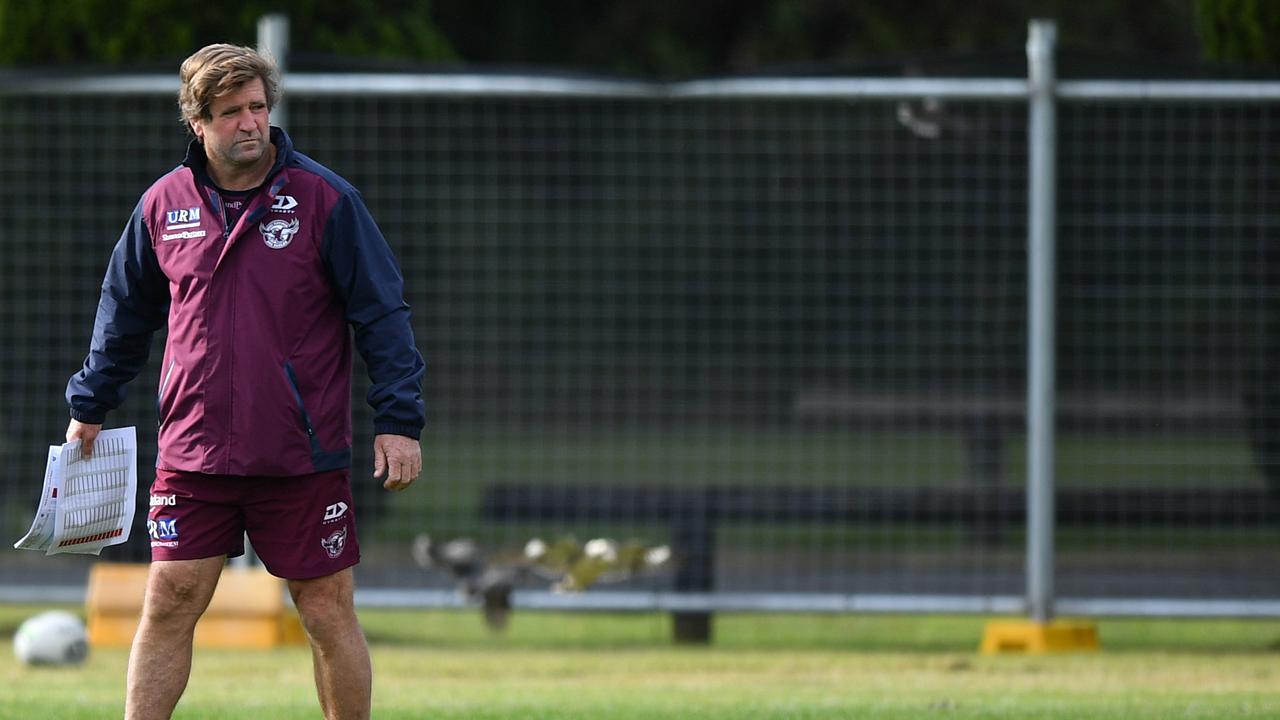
[361,427,1274,552]
[1,605,1278,719]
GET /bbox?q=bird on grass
[411,535,518,630]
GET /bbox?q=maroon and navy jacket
[66,128,426,476]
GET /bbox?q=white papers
[13,447,62,553]
[14,427,138,556]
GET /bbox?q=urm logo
[148,518,178,541]
[165,207,201,225]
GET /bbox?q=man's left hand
[373,434,421,491]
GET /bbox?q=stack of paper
[14,426,138,556]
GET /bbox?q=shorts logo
[260,218,300,249]
[149,494,177,507]
[148,518,178,543]
[323,502,348,522]
[321,527,348,559]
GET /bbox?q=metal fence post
[258,13,289,130]
[228,13,290,571]
[1025,19,1058,624]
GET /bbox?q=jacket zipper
[283,362,317,439]
[156,358,177,425]
[208,189,230,239]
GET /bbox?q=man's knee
[289,570,358,637]
[142,559,223,622]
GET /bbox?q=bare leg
[125,557,225,720]
[289,568,371,720]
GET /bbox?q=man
[65,44,425,720]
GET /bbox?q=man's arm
[322,190,427,487]
[65,197,170,456]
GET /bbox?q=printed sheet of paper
[13,426,138,556]
[13,446,63,552]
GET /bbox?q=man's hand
[66,419,103,458]
[373,434,421,491]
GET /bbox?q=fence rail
[8,73,1280,101]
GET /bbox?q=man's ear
[189,118,204,141]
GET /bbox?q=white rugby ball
[13,610,89,666]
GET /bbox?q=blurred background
[2,0,1279,640]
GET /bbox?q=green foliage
[0,0,455,66]
[283,0,455,61]
[1195,0,1280,63]
[4,3,1274,83]
[2,0,1209,74]
[424,0,1206,77]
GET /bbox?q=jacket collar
[184,126,292,190]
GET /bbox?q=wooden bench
[793,390,1250,542]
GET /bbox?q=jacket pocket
[156,358,178,426]
[282,362,317,441]
[283,362,352,472]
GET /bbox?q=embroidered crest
[321,527,348,558]
[260,218,300,249]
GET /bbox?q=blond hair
[178,44,280,127]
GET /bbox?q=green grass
[413,426,1263,497]
[2,604,1278,719]
[360,426,1272,552]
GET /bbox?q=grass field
[353,426,1277,555]
[2,604,1278,719]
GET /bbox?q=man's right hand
[66,420,103,458]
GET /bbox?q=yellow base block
[86,562,307,649]
[980,619,1100,654]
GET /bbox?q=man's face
[191,76,270,171]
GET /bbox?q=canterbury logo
[323,502,348,521]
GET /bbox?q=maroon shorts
[147,468,360,580]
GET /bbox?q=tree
[1195,0,1280,64]
[7,0,1272,74]
[0,0,455,66]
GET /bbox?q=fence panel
[1055,100,1280,603]
[1,75,1277,615]
[284,94,1031,601]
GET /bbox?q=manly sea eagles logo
[260,217,300,249]
[321,527,348,559]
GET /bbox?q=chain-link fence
[1,62,1278,621]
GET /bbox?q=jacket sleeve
[322,190,427,439]
[65,197,170,423]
